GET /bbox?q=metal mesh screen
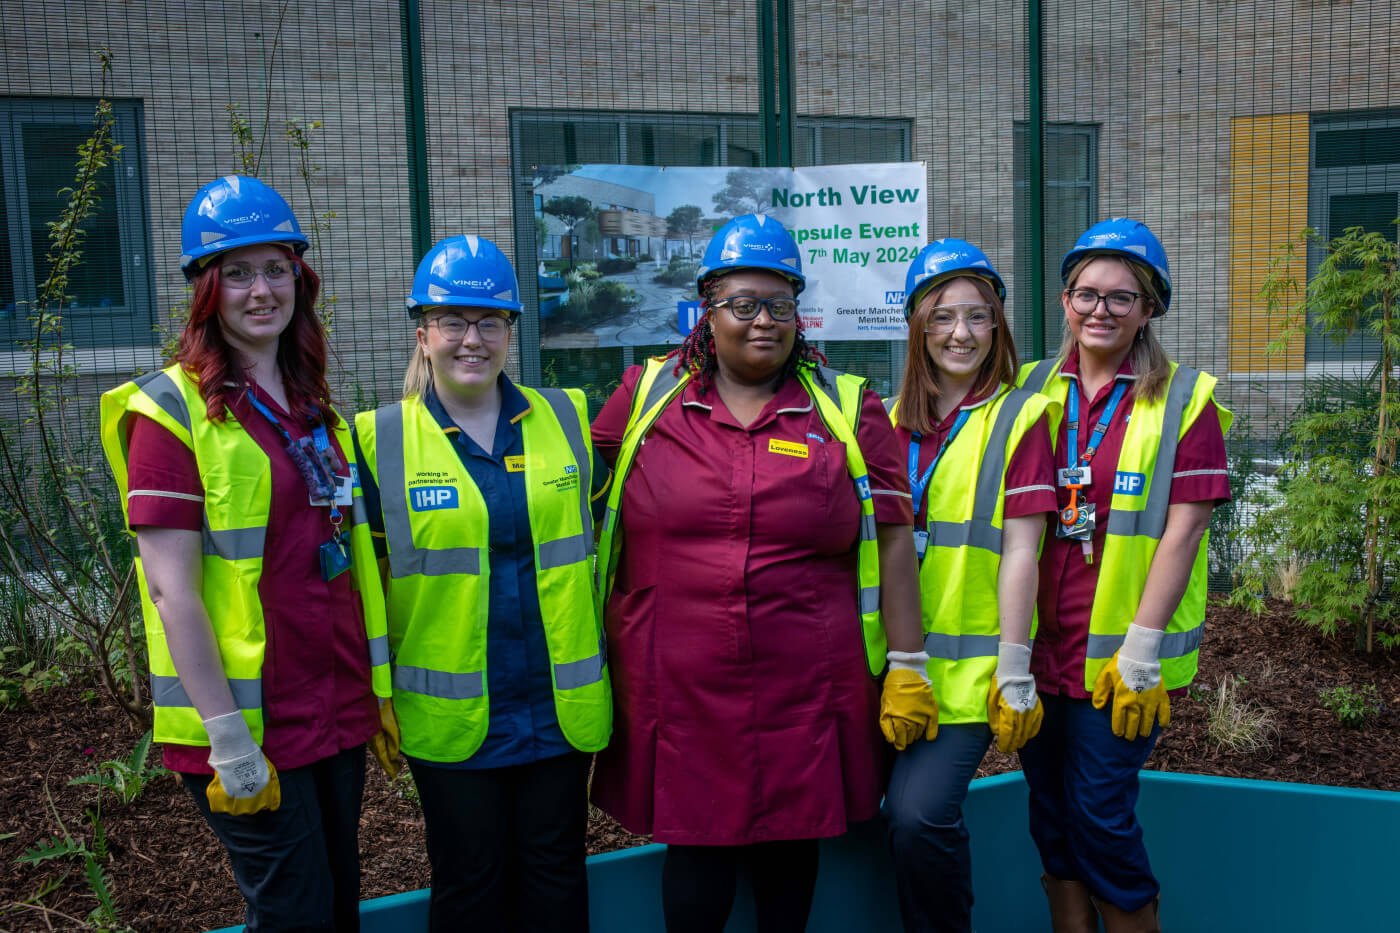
[2,0,1399,588]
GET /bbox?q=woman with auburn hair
[100,176,397,932]
[882,239,1059,933]
[591,213,934,933]
[1016,219,1231,933]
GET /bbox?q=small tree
[1231,224,1400,652]
[542,196,594,268]
[666,204,704,257]
[0,50,147,721]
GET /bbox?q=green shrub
[596,257,637,275]
[653,260,699,288]
[1318,684,1382,729]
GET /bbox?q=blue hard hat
[179,176,308,280]
[406,235,523,318]
[696,214,805,295]
[902,239,1005,319]
[1061,218,1171,316]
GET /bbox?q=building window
[1012,123,1099,357]
[1306,110,1400,362]
[511,111,912,409]
[1,97,152,350]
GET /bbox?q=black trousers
[661,839,821,933]
[182,744,366,933]
[408,750,592,933]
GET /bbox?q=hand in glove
[367,698,403,779]
[880,651,939,750]
[203,710,281,815]
[985,642,1043,754]
[1091,624,1171,740]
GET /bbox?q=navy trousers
[408,750,591,933]
[1018,693,1161,912]
[883,723,993,933]
[182,744,367,933]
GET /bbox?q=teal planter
[211,771,1400,932]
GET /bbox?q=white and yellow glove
[880,650,939,750]
[985,642,1043,754]
[1092,624,1171,740]
[204,710,281,815]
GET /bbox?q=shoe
[1041,873,1099,933]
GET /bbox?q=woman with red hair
[100,176,396,932]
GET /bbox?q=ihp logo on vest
[411,485,459,511]
[1114,471,1146,496]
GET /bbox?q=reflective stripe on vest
[597,359,886,674]
[150,674,262,711]
[357,390,611,760]
[1018,357,1231,689]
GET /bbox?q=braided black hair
[668,275,828,393]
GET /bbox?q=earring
[1136,327,1145,342]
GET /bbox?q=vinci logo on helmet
[1114,472,1146,495]
[411,486,459,511]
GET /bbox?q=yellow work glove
[985,643,1043,754]
[880,651,939,750]
[203,710,280,815]
[368,698,403,779]
[207,759,282,815]
[1091,625,1170,740]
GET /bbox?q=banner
[532,163,924,348]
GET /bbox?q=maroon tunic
[1033,349,1232,699]
[124,384,378,774]
[590,365,912,845]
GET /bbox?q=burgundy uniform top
[590,363,911,845]
[1033,349,1231,699]
[892,382,1059,529]
[124,384,379,773]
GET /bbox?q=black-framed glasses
[712,296,799,322]
[425,314,511,341]
[1066,287,1143,317]
[221,260,298,290]
[925,303,997,335]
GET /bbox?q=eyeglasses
[925,303,997,335]
[712,296,799,322]
[221,260,298,289]
[1066,287,1143,317]
[425,314,511,342]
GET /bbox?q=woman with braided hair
[591,214,933,933]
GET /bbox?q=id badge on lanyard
[1055,380,1127,563]
[244,389,353,580]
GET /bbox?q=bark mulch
[3,598,1398,931]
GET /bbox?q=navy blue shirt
[355,376,609,769]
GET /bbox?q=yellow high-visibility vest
[596,359,887,676]
[886,386,1058,723]
[100,364,391,746]
[353,386,611,762]
[1018,358,1232,690]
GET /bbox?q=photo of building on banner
[531,163,926,347]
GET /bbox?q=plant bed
[3,597,1397,930]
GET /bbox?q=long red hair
[175,247,337,427]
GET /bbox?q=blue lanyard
[244,389,343,525]
[1065,380,1127,471]
[908,408,972,519]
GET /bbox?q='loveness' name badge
[768,439,809,459]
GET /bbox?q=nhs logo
[411,486,458,511]
[885,290,905,305]
[564,464,578,474]
[677,300,704,335]
[855,476,872,501]
[1114,472,1146,496]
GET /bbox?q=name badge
[768,439,809,459]
[1055,501,1097,540]
[913,528,929,561]
[1058,465,1092,487]
[505,455,526,473]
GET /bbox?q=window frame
[1305,109,1400,363]
[0,96,154,352]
